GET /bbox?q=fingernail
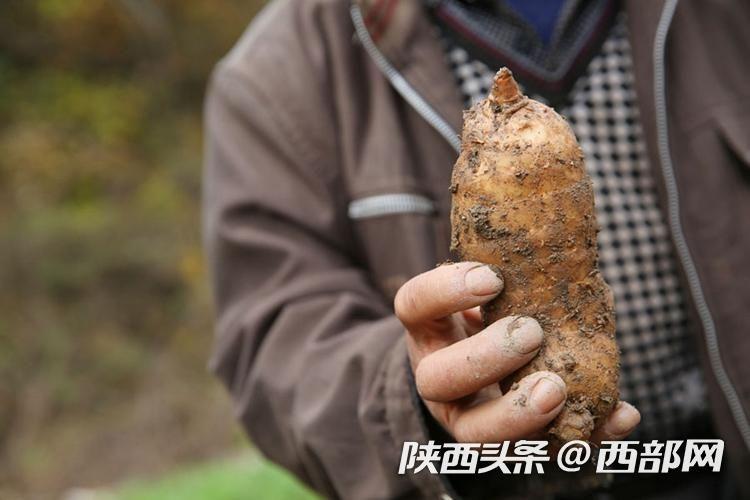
[507,317,543,354]
[607,402,641,436]
[530,377,566,414]
[465,265,503,296]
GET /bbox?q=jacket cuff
[383,336,456,499]
[383,336,531,500]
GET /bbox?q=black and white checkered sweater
[444,16,709,439]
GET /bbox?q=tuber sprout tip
[490,67,524,108]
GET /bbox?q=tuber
[450,68,619,443]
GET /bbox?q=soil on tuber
[450,68,620,444]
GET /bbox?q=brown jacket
[203,0,750,498]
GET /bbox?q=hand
[395,261,640,444]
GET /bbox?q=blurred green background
[0,1,317,498]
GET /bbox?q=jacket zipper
[654,0,750,450]
[352,9,460,498]
[350,5,461,153]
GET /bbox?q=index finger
[394,262,503,331]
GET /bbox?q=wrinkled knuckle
[451,421,472,443]
[451,421,466,442]
[394,283,420,326]
[393,286,408,320]
[413,358,434,400]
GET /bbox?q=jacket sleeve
[202,65,449,499]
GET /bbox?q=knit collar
[425,0,619,104]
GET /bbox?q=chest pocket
[348,192,450,301]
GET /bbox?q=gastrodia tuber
[450,68,619,443]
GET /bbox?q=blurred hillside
[0,1,266,498]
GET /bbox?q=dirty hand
[395,261,640,443]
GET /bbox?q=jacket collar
[353,0,465,137]
[351,0,664,153]
[354,0,422,61]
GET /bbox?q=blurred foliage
[114,452,320,500]
[0,0,267,498]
